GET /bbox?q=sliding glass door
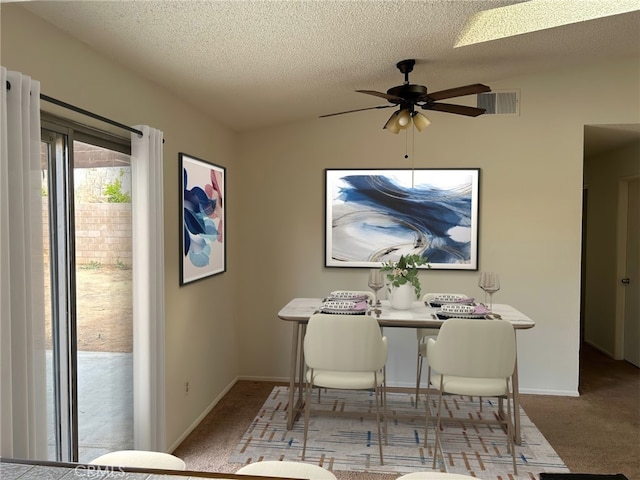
[41,117,134,462]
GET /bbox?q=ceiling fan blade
[424,103,486,117]
[356,90,404,103]
[319,104,395,118]
[425,83,491,101]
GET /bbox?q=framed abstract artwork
[325,168,480,270]
[180,153,226,285]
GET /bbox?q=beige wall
[3,3,640,452]
[1,5,240,450]
[584,141,640,355]
[235,55,640,398]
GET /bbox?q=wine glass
[368,269,384,307]
[478,272,500,310]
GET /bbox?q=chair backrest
[304,313,387,373]
[427,319,516,379]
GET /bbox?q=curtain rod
[6,80,144,138]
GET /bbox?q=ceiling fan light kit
[382,107,430,134]
[396,109,411,127]
[412,111,431,132]
[383,111,401,134]
[321,59,491,133]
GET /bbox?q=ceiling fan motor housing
[386,84,428,105]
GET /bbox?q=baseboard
[167,376,240,453]
[237,375,289,383]
[519,387,579,397]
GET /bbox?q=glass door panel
[41,124,133,463]
[73,140,133,462]
[40,140,56,461]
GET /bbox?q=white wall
[235,55,640,397]
[584,141,640,356]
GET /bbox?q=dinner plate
[319,300,368,315]
[328,291,370,301]
[429,301,473,308]
[427,295,474,308]
[435,310,488,319]
[435,294,469,302]
[319,308,367,315]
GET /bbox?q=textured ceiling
[16,0,640,146]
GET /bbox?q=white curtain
[131,125,166,451]
[0,68,47,459]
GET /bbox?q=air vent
[477,90,520,115]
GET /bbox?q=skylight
[455,0,640,47]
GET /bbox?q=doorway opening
[581,124,640,387]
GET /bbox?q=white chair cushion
[306,369,383,390]
[237,460,337,479]
[430,373,509,397]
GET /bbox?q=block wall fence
[42,200,132,267]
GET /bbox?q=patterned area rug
[229,386,570,478]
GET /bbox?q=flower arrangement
[380,253,430,297]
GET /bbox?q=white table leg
[287,322,300,430]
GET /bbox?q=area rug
[229,386,570,478]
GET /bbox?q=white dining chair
[302,313,388,465]
[415,293,469,407]
[89,450,186,470]
[236,460,337,479]
[425,318,518,474]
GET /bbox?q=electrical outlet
[185,381,190,395]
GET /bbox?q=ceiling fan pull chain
[411,126,416,188]
[404,128,409,159]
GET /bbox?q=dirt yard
[45,267,133,353]
[77,266,133,352]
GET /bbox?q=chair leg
[506,379,517,475]
[415,351,423,408]
[431,378,445,470]
[424,366,432,448]
[383,367,388,446]
[374,372,384,465]
[302,372,312,460]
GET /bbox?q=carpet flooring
[228,386,568,478]
[174,344,639,480]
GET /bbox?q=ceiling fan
[320,59,491,133]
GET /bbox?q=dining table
[278,297,535,444]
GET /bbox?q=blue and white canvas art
[325,169,479,270]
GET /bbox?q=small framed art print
[180,153,226,284]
